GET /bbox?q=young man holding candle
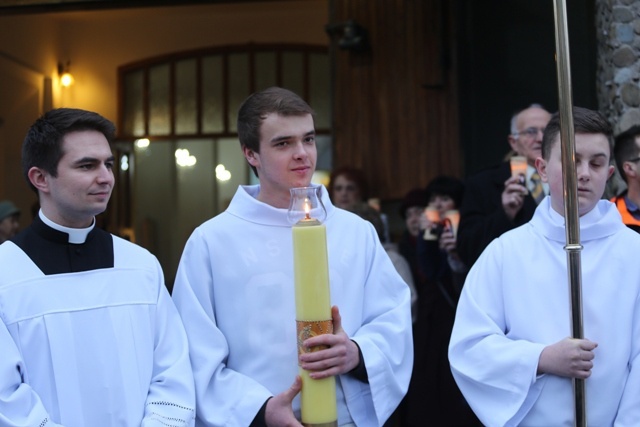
[172,87,413,426]
[449,107,640,425]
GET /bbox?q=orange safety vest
[610,196,640,226]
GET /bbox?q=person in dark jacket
[457,104,551,267]
[611,125,640,233]
[402,176,479,427]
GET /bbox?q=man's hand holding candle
[501,175,528,220]
[298,306,360,379]
[265,377,304,427]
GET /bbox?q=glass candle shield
[288,187,327,225]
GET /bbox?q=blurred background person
[347,200,418,427]
[403,175,479,427]
[348,201,418,323]
[328,166,369,210]
[419,176,467,296]
[611,124,640,233]
[397,188,428,291]
[395,188,430,427]
[329,166,392,242]
[457,104,551,268]
[0,200,20,244]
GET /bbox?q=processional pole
[551,0,586,425]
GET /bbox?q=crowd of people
[1,87,639,426]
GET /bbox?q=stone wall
[596,0,640,196]
[597,0,640,133]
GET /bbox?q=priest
[0,108,195,426]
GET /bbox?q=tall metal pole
[552,1,586,425]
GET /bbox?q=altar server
[449,106,640,426]
[172,87,413,426]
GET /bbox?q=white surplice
[0,232,195,427]
[449,198,640,427]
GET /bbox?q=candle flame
[304,198,311,220]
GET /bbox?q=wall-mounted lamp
[325,20,369,53]
[58,61,74,87]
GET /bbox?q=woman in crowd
[403,175,479,427]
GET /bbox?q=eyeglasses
[513,127,545,138]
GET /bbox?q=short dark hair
[424,175,465,209]
[22,108,115,192]
[614,125,640,183]
[399,188,427,218]
[237,87,314,177]
[328,166,369,201]
[541,107,613,161]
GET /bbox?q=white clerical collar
[39,210,95,244]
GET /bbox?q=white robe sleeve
[0,318,63,427]
[448,240,546,427]
[342,226,414,426]
[613,292,640,425]
[142,265,196,427]
[172,230,273,427]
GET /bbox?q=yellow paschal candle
[292,218,338,427]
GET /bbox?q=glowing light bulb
[135,138,150,148]
[60,72,74,87]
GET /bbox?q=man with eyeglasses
[457,104,551,267]
[611,124,640,233]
